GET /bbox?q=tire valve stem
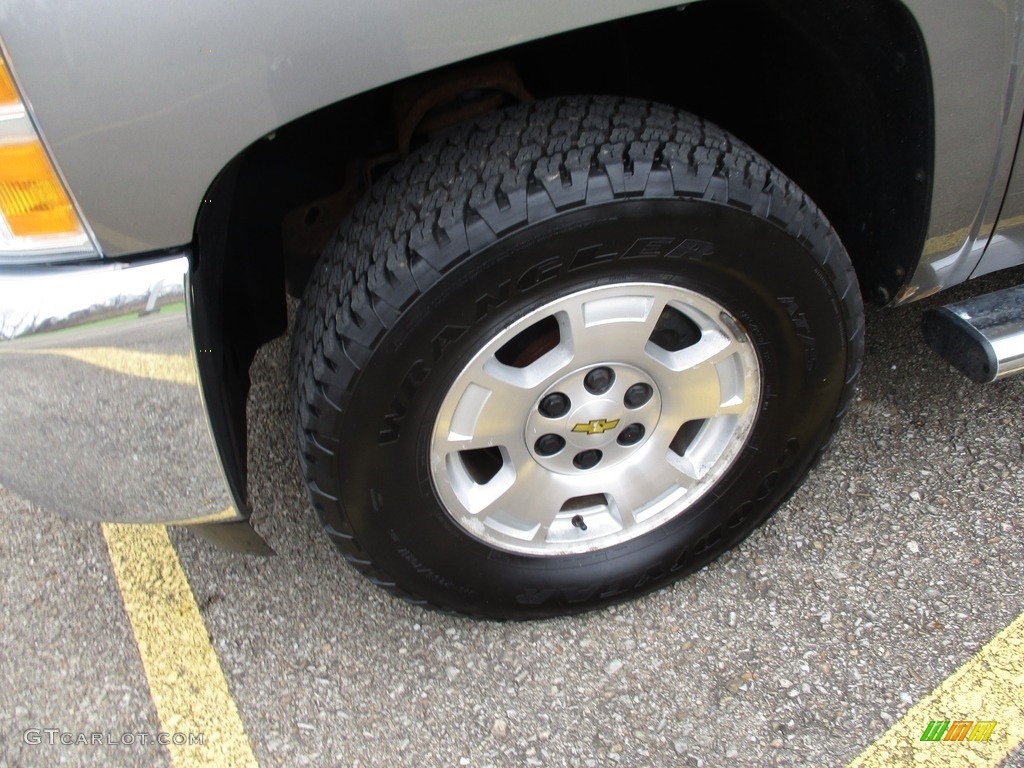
[571,515,588,531]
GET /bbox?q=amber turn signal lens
[0,142,81,237]
[0,59,18,106]
[0,51,92,255]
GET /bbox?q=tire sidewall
[322,199,848,614]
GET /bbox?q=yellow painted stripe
[922,212,1024,256]
[13,331,252,762]
[923,226,971,257]
[102,524,258,768]
[849,611,1024,767]
[15,346,196,384]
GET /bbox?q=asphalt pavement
[2,267,1023,767]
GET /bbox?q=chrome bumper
[0,253,263,547]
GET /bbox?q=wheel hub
[525,364,661,474]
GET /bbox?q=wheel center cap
[566,400,619,448]
[524,363,663,474]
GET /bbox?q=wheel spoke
[656,345,756,422]
[561,292,665,363]
[436,362,550,456]
[647,328,738,372]
[663,451,703,489]
[660,363,722,422]
[661,364,753,423]
[477,462,567,542]
[599,454,699,529]
[438,387,522,451]
[606,481,643,529]
[485,336,575,390]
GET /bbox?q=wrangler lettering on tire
[291,97,864,618]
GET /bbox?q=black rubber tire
[291,97,864,618]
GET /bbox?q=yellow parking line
[849,611,1024,767]
[922,212,1024,256]
[13,346,196,385]
[103,524,258,768]
[13,343,255,764]
[923,226,971,257]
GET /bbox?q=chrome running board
[923,284,1024,383]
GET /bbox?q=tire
[291,97,863,618]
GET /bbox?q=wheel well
[520,0,932,306]
[192,0,930,497]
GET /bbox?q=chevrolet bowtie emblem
[572,418,620,435]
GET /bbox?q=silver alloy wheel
[430,283,762,556]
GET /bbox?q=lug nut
[573,449,603,470]
[584,366,615,395]
[539,392,571,418]
[617,423,645,446]
[624,383,653,408]
[535,434,566,456]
